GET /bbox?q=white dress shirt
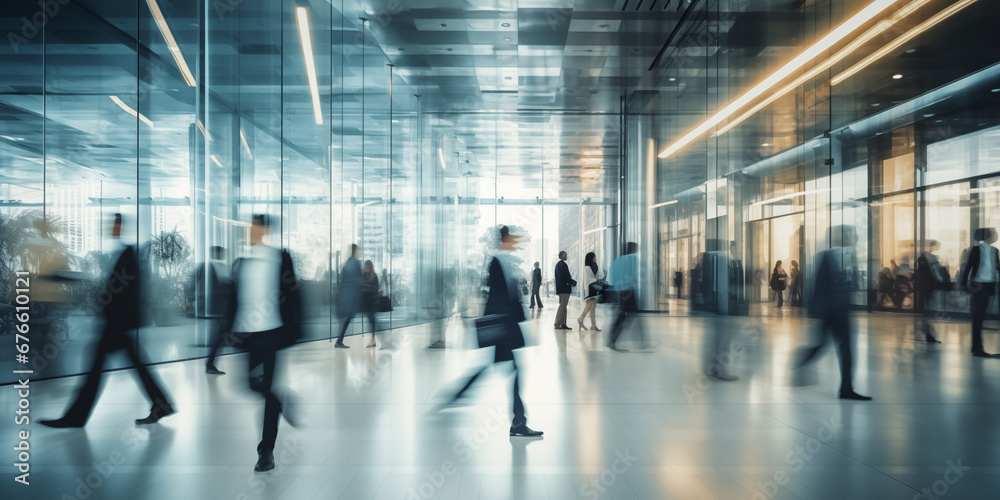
[232,244,283,333]
[974,242,999,283]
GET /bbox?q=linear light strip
[145,0,196,86]
[197,119,212,141]
[240,129,253,159]
[582,226,611,235]
[359,200,379,207]
[438,148,448,170]
[210,155,224,169]
[714,0,932,138]
[296,7,323,125]
[658,0,898,159]
[831,0,978,85]
[647,200,679,209]
[109,96,154,128]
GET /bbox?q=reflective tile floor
[4,304,1000,499]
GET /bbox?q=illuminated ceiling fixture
[210,154,224,169]
[196,119,212,141]
[712,0,932,139]
[109,96,154,128]
[296,7,323,125]
[438,148,447,170]
[659,0,899,159]
[831,0,978,86]
[648,200,678,209]
[359,200,379,207]
[892,74,903,79]
[239,129,253,159]
[145,0,196,86]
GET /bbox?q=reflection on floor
[5,305,1000,499]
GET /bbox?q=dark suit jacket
[959,244,1000,295]
[807,249,852,319]
[104,245,140,337]
[554,260,574,294]
[531,268,542,291]
[485,257,525,349]
[224,248,304,349]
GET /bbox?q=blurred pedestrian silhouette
[223,214,303,471]
[554,251,575,330]
[788,260,802,306]
[361,259,381,348]
[335,244,362,348]
[696,247,738,381]
[915,242,946,344]
[529,262,543,309]
[578,252,601,331]
[607,242,645,351]
[959,228,999,357]
[770,260,787,308]
[40,213,176,428]
[444,226,542,437]
[201,245,233,374]
[793,225,872,400]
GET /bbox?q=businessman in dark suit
[40,214,175,428]
[223,214,304,471]
[446,226,542,437]
[202,245,233,374]
[959,228,1000,357]
[554,251,575,330]
[529,262,543,309]
[793,225,871,401]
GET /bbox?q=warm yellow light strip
[197,119,212,141]
[831,0,978,85]
[145,0,196,87]
[658,0,898,159]
[648,200,678,209]
[240,129,253,159]
[210,154,224,169]
[296,7,323,125]
[109,96,154,128]
[714,0,931,138]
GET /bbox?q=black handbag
[476,314,510,348]
[376,295,393,312]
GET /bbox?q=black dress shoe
[510,425,543,437]
[839,391,873,401]
[135,405,175,425]
[254,449,275,472]
[334,343,350,349]
[39,418,85,429]
[972,351,994,357]
[708,371,739,381]
[924,337,941,344]
[206,365,226,375]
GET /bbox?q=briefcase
[475,314,510,348]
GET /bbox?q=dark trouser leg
[453,366,485,400]
[795,320,830,370]
[206,319,225,366]
[831,315,853,394]
[247,333,280,452]
[62,333,113,423]
[777,291,783,307]
[337,315,353,344]
[609,293,633,346]
[511,369,525,427]
[124,334,171,412]
[367,312,377,334]
[971,286,992,353]
[529,291,537,307]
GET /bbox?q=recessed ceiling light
[923,113,934,117]
[761,143,770,147]
[935,119,943,123]
[871,103,880,107]
[668,77,676,82]
[892,74,903,79]
[501,22,510,27]
[504,37,511,41]
[905,48,916,54]
[599,24,609,28]
[992,89,1000,93]
[439,23,447,27]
